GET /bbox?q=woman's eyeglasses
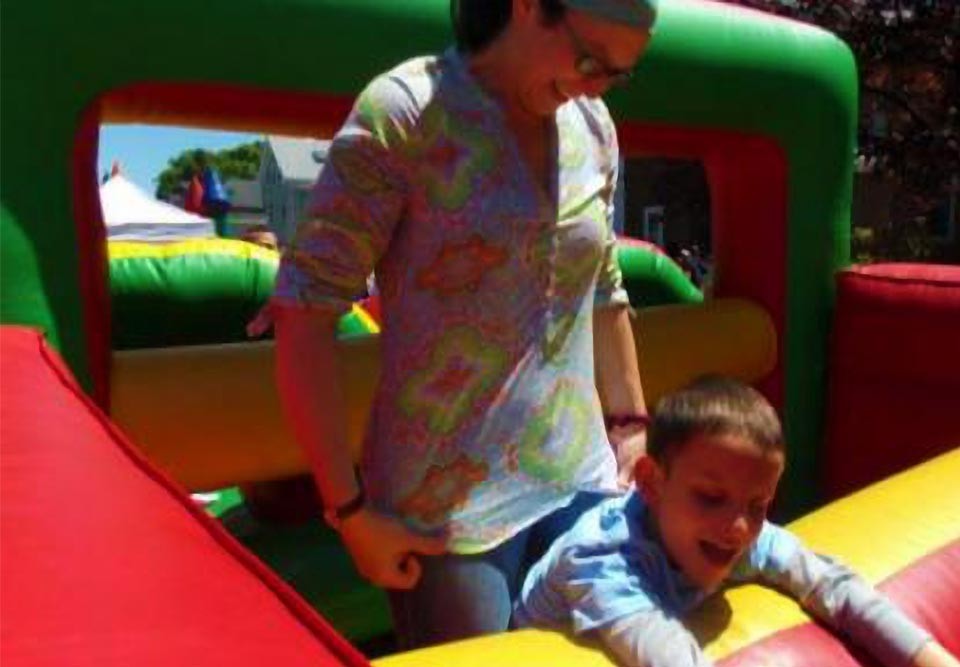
[561,17,632,88]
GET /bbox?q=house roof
[266,136,330,183]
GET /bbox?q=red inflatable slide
[0,326,368,667]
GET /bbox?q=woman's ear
[635,455,663,505]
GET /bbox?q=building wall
[259,142,325,245]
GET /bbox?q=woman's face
[512,5,652,117]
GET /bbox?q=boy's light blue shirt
[515,492,930,667]
[515,493,708,632]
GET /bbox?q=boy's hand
[338,508,447,590]
[608,424,648,489]
[913,640,960,667]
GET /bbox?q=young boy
[513,376,957,667]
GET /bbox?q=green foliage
[852,220,938,264]
[720,1,959,263]
[155,141,263,200]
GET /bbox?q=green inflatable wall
[110,240,278,349]
[109,239,375,349]
[616,243,703,308]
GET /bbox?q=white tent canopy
[100,174,215,241]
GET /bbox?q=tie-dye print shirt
[274,48,629,554]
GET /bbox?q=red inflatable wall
[0,326,368,667]
[823,264,960,500]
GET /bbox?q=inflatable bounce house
[2,0,958,664]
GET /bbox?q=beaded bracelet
[603,413,651,431]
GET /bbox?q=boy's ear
[635,455,663,505]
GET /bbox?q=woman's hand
[338,508,447,590]
[608,424,648,489]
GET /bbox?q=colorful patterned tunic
[274,48,629,554]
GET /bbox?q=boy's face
[638,434,784,590]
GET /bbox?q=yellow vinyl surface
[108,238,279,264]
[633,299,777,407]
[110,337,380,491]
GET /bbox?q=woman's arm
[274,305,445,589]
[274,305,360,510]
[593,304,648,487]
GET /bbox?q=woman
[267,0,657,649]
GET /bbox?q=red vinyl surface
[0,326,368,667]
[824,264,960,499]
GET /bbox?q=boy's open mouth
[698,540,738,567]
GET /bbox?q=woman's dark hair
[451,0,566,54]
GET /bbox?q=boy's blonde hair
[648,376,784,466]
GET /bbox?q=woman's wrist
[322,468,366,531]
[323,486,366,531]
[603,412,651,431]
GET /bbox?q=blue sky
[98,124,261,194]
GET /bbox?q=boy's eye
[694,490,725,508]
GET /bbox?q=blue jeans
[387,492,605,650]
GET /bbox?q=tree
[718,0,959,262]
[154,141,263,201]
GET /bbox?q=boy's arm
[753,525,935,667]
[595,610,713,667]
